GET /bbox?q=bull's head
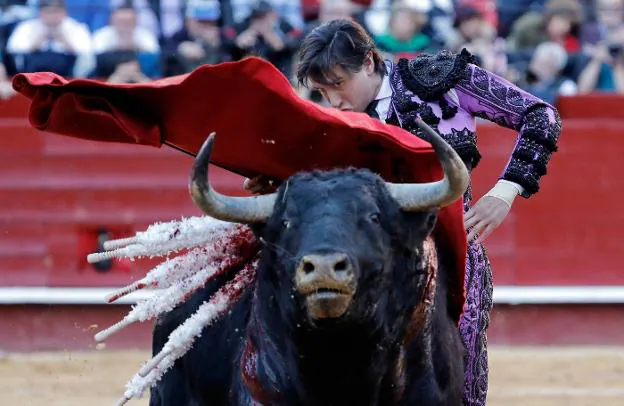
[189,120,469,322]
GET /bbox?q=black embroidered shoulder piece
[396,48,477,102]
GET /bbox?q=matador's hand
[464,180,522,244]
[243,175,279,195]
[464,196,511,244]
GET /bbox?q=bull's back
[150,271,251,406]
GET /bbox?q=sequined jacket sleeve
[454,63,562,198]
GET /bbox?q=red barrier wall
[472,119,624,286]
[2,94,622,288]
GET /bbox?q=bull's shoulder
[395,48,476,101]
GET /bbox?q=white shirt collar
[375,73,393,101]
[373,61,393,101]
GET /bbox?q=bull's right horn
[189,133,277,224]
[386,118,470,211]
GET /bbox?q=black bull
[151,120,470,405]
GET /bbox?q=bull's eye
[369,212,381,224]
[281,219,291,229]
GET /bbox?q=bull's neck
[296,322,402,405]
[244,299,409,405]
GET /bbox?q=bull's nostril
[334,259,348,272]
[303,261,315,274]
[299,254,351,276]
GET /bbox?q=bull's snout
[294,253,357,320]
[299,253,352,277]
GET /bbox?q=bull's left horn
[189,133,277,223]
[386,118,470,211]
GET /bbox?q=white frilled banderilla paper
[88,215,260,405]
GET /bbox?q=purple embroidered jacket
[385,49,562,199]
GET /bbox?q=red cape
[12,57,467,319]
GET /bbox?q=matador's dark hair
[296,19,386,88]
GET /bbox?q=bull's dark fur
[150,168,464,406]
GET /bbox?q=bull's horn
[189,133,277,223]
[386,118,470,211]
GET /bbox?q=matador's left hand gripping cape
[11,56,468,320]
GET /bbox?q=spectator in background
[303,0,355,35]
[362,0,452,44]
[424,0,456,47]
[0,0,37,75]
[448,4,508,77]
[507,0,584,54]
[231,0,303,80]
[518,41,578,103]
[93,3,159,55]
[577,26,624,93]
[583,0,624,44]
[27,0,164,36]
[110,0,160,38]
[0,57,15,99]
[104,52,151,82]
[227,0,304,30]
[92,3,161,81]
[459,0,498,28]
[375,0,433,60]
[63,0,110,32]
[163,0,234,76]
[599,0,624,32]
[25,0,160,35]
[26,0,110,32]
[6,0,93,77]
[496,0,546,37]
[158,0,186,40]
[0,1,36,43]
[301,0,321,23]
[363,0,406,36]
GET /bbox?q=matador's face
[308,54,381,114]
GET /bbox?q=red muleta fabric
[12,56,468,320]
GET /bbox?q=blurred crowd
[1,0,623,105]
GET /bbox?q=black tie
[366,99,380,120]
